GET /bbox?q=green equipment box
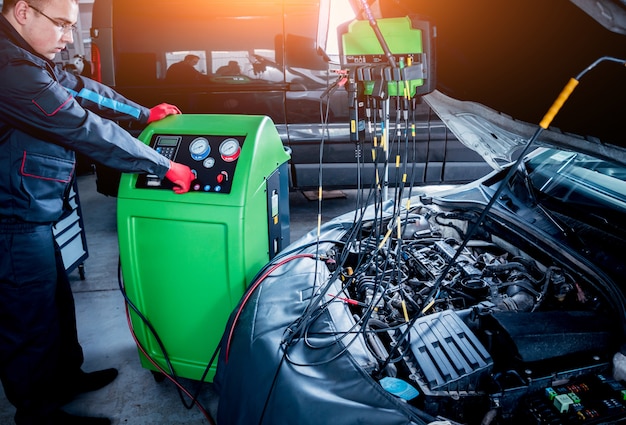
[338,15,435,98]
[117,114,290,382]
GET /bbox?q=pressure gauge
[203,157,215,169]
[189,137,211,161]
[219,138,241,162]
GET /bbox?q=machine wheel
[151,371,166,383]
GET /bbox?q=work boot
[57,368,119,405]
[74,368,119,394]
[50,409,111,425]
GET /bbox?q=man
[215,60,241,76]
[165,54,205,84]
[0,0,195,424]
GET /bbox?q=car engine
[322,203,625,425]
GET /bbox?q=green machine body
[117,114,290,381]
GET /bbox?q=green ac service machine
[117,114,290,382]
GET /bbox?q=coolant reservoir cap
[379,377,419,400]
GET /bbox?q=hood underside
[570,0,626,34]
[423,89,626,170]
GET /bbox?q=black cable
[117,260,176,377]
[358,0,397,69]
[275,105,404,359]
[116,259,216,423]
[375,55,626,375]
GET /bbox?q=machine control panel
[136,133,245,194]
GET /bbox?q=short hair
[2,0,21,12]
[185,54,200,61]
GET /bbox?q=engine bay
[321,204,625,424]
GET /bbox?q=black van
[89,0,491,194]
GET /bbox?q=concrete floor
[0,172,359,425]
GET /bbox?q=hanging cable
[375,55,626,375]
[117,260,216,424]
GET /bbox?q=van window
[318,0,356,63]
[112,1,287,86]
[165,51,208,76]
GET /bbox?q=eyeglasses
[28,3,77,35]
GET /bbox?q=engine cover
[403,310,493,392]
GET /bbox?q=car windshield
[526,147,626,219]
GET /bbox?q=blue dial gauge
[189,137,211,161]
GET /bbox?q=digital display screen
[156,136,181,147]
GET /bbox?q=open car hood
[571,0,626,34]
[423,89,626,171]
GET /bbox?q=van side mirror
[278,34,328,70]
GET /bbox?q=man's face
[20,0,79,60]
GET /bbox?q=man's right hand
[147,103,182,123]
[164,161,195,194]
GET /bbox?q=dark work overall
[0,219,84,424]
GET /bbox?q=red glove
[147,103,182,123]
[164,161,195,194]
